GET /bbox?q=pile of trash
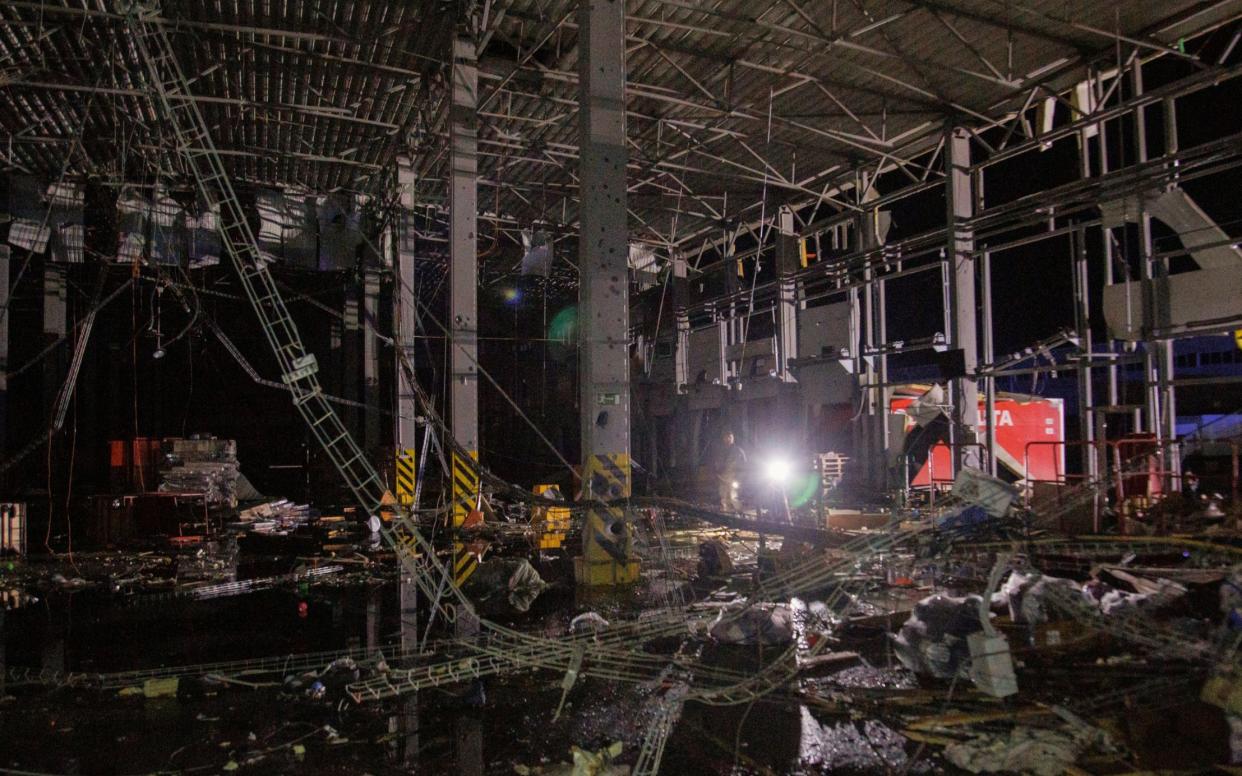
[238,500,316,535]
[461,558,548,612]
[159,436,251,507]
[512,742,627,776]
[283,657,363,703]
[709,603,794,645]
[174,539,239,585]
[158,432,248,506]
[1001,567,1190,626]
[892,594,986,679]
[997,570,1082,629]
[943,710,1114,775]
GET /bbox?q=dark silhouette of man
[717,431,747,512]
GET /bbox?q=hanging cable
[366,227,576,477]
[735,87,777,385]
[0,34,118,332]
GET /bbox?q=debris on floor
[5,461,1242,775]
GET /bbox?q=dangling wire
[736,87,776,383]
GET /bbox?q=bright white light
[763,457,792,486]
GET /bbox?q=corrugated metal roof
[0,0,1237,248]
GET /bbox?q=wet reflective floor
[0,557,958,775]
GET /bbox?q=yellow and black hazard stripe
[395,448,416,506]
[452,541,478,586]
[451,450,479,527]
[584,452,630,501]
[581,452,633,564]
[390,519,420,557]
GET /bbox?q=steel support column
[1077,75,1105,487]
[945,127,980,473]
[342,281,361,438]
[1072,228,1097,479]
[672,255,690,391]
[849,273,866,476]
[42,264,66,338]
[1161,90,1180,478]
[43,264,67,446]
[854,202,886,489]
[0,244,8,458]
[576,0,638,586]
[671,252,691,472]
[981,249,998,476]
[363,265,383,453]
[973,166,996,478]
[775,207,799,382]
[1133,62,1178,473]
[393,156,419,663]
[876,266,890,465]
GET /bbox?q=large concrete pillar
[448,34,480,549]
[945,127,980,473]
[449,34,479,457]
[576,0,638,586]
[394,156,420,491]
[447,37,484,750]
[393,156,420,658]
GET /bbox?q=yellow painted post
[575,453,640,585]
[450,450,480,586]
[533,484,570,550]
[395,448,416,506]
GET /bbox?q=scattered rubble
[159,436,248,507]
[892,594,986,679]
[709,603,794,645]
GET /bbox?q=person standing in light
[716,431,747,513]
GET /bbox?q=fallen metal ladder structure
[122,6,478,630]
[206,318,374,412]
[125,10,389,515]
